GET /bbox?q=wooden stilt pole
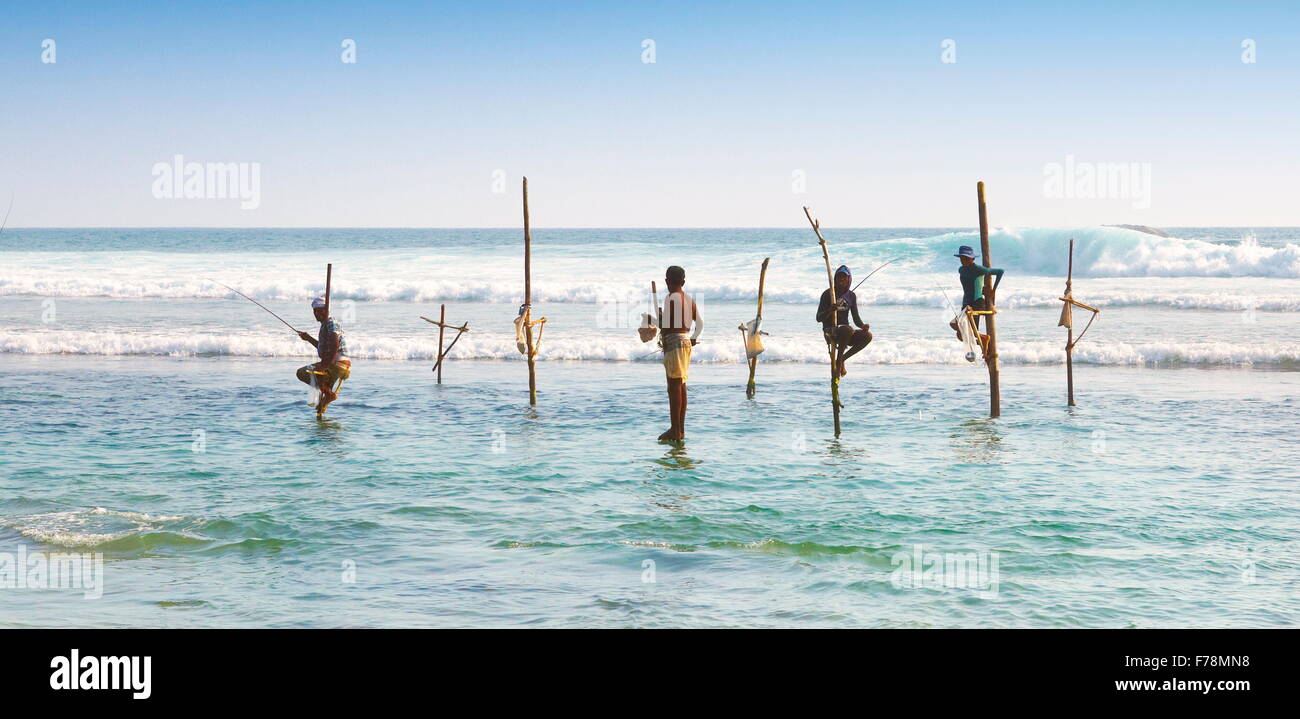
[324,263,332,318]
[421,314,470,376]
[432,328,468,374]
[1065,239,1075,406]
[523,177,537,406]
[976,182,1000,418]
[314,263,335,420]
[743,257,770,399]
[804,207,842,437]
[1058,237,1099,407]
[437,304,446,384]
[652,281,660,343]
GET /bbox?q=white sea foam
[3,330,1294,366]
[1,227,1296,307]
[894,227,1300,279]
[2,272,1296,312]
[3,508,182,548]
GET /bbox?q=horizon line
[3,224,1292,231]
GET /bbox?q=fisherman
[950,245,1004,352]
[816,265,872,377]
[658,265,703,441]
[296,296,351,415]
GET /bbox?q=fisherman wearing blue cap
[816,265,872,377]
[950,245,1004,346]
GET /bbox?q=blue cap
[835,264,851,276]
[954,245,976,259]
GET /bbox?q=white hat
[311,296,327,308]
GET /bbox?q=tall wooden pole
[804,207,842,437]
[324,263,332,318]
[523,177,537,405]
[1065,239,1076,406]
[437,303,446,385]
[744,257,770,399]
[976,182,1000,418]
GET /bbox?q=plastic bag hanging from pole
[514,304,530,354]
[638,281,660,344]
[1058,292,1074,328]
[638,315,658,343]
[740,317,765,359]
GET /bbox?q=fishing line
[850,257,903,293]
[934,280,962,318]
[0,194,13,236]
[208,279,303,334]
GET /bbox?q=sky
[2,0,1298,228]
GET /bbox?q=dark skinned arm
[851,305,867,329]
[815,290,842,324]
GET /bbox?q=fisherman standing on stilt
[816,265,872,378]
[297,297,351,416]
[950,245,1004,358]
[658,265,702,442]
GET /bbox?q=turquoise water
[2,356,1296,627]
[1,227,1298,627]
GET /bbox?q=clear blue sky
[2,1,1297,227]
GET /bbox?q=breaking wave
[2,331,1294,367]
[1,227,1296,307]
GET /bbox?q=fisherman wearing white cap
[296,296,350,415]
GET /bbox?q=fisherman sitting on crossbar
[296,296,351,415]
[816,265,873,378]
[950,245,1004,357]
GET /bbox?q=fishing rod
[849,257,903,293]
[209,280,303,334]
[934,280,962,318]
[0,194,12,236]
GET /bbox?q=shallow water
[2,356,1296,627]
[2,227,1297,627]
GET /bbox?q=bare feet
[658,429,684,442]
[316,386,337,416]
[658,429,674,441]
[838,362,847,377]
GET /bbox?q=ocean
[2,226,1297,627]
